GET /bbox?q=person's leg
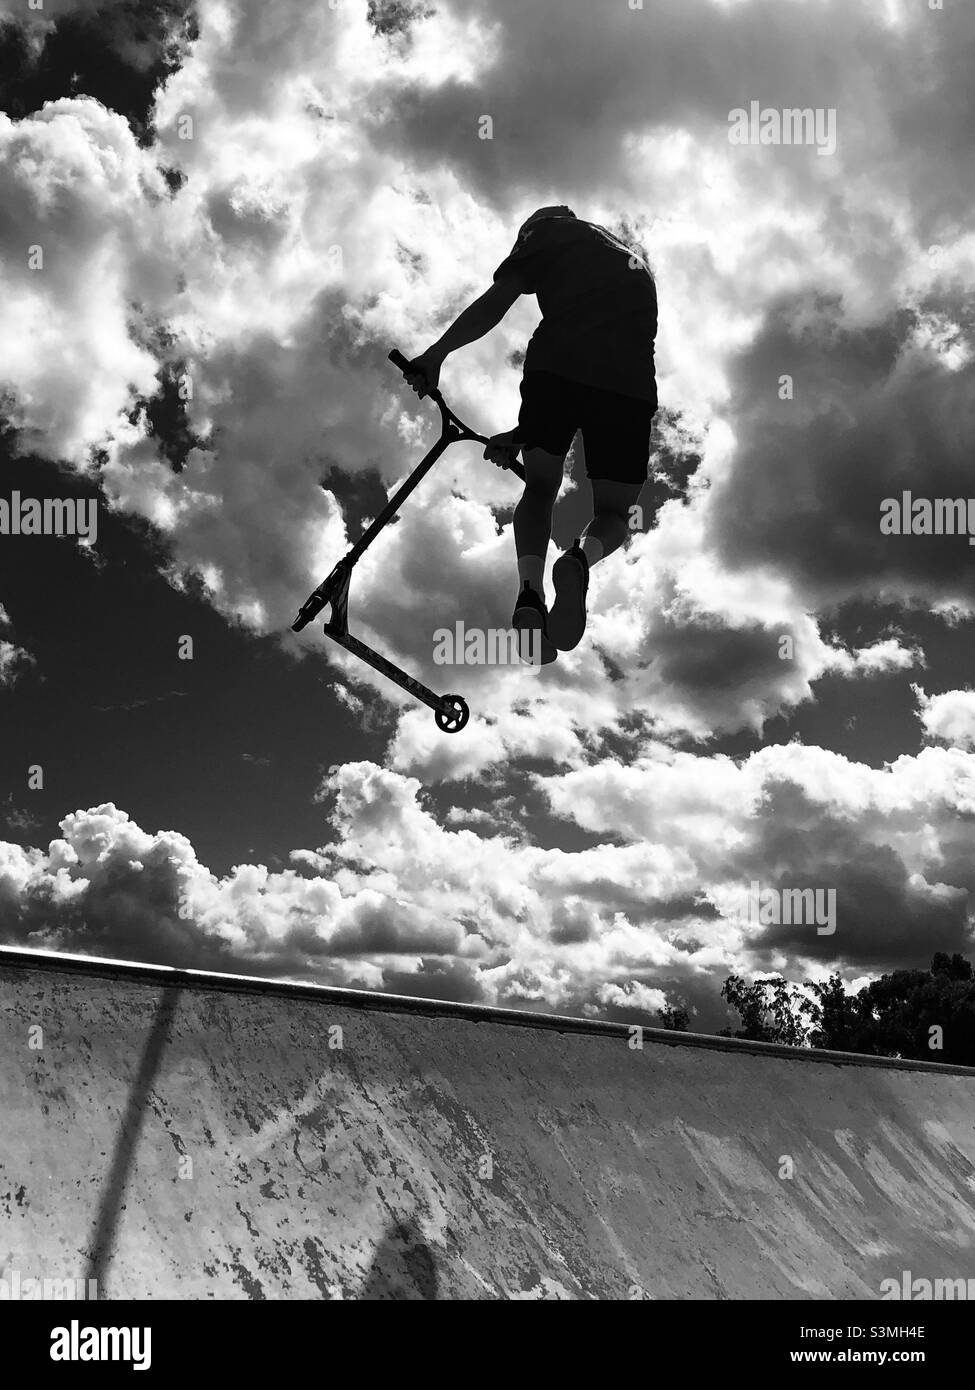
[513,446,564,598]
[548,384,653,651]
[511,447,564,664]
[507,372,576,664]
[547,481,642,650]
[512,372,575,600]
[582,479,644,564]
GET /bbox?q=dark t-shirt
[493,217,657,404]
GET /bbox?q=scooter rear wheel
[435,695,470,733]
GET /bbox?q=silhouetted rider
[406,206,657,662]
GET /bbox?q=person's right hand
[404,351,442,399]
[483,427,524,468]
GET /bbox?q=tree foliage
[720,954,975,1065]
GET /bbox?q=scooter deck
[323,625,470,733]
[322,624,442,713]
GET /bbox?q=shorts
[517,370,656,484]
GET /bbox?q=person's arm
[406,275,525,397]
[430,276,523,358]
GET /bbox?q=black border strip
[2,944,974,1076]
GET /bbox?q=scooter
[292,349,525,733]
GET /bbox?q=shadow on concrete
[359,1217,439,1299]
[83,983,182,1292]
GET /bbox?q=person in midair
[405,205,657,663]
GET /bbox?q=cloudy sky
[1,0,973,1031]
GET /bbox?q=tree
[799,955,975,1064]
[804,973,860,1052]
[657,1003,690,1032]
[849,956,975,1065]
[719,975,812,1047]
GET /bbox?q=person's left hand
[483,428,523,468]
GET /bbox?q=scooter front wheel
[435,694,470,733]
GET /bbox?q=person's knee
[523,476,560,502]
[592,505,629,526]
[592,481,643,516]
[521,448,564,498]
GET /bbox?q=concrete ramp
[2,947,975,1300]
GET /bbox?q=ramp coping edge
[2,943,973,1077]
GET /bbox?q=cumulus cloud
[826,637,923,678]
[706,298,975,617]
[0,99,163,459]
[914,685,975,750]
[538,739,975,968]
[1,735,972,1020]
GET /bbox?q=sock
[518,554,545,596]
[580,535,604,566]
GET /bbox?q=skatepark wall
[2,945,974,1300]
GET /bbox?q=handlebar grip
[388,349,411,374]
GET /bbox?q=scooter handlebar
[388,347,440,402]
[388,347,525,482]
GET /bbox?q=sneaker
[512,581,558,665]
[548,540,589,650]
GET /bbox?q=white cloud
[0,100,162,460]
[1,737,971,1014]
[826,638,924,677]
[914,685,975,750]
[0,604,34,686]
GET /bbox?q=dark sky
[0,442,383,873]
